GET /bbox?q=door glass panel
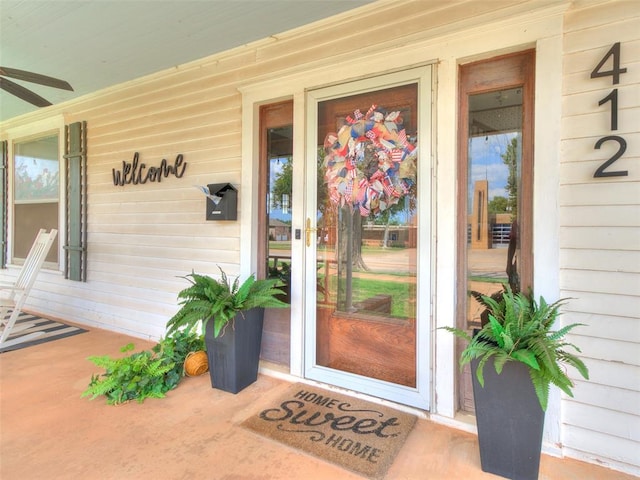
[260,117,293,367]
[466,87,523,330]
[266,125,293,302]
[315,84,418,387]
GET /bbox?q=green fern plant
[81,329,204,405]
[166,267,287,338]
[442,287,589,410]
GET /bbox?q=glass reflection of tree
[502,136,520,293]
[270,159,292,213]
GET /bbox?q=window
[457,50,535,412]
[13,134,60,263]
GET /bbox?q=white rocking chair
[0,229,58,349]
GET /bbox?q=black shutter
[0,140,7,268]
[64,121,87,281]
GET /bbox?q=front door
[303,68,432,409]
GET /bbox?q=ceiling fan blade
[0,77,52,107]
[0,66,73,91]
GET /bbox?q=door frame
[455,50,536,412]
[303,67,433,409]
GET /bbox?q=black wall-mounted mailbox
[206,183,237,221]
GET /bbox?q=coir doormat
[242,383,417,479]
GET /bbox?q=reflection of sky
[15,155,60,201]
[468,132,518,208]
[16,156,59,179]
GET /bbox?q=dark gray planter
[204,307,264,394]
[471,357,545,480]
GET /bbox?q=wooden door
[314,83,418,387]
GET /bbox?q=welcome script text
[112,152,187,186]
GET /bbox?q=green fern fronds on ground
[82,330,204,405]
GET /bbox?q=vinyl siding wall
[560,1,640,474]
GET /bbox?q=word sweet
[112,152,187,186]
[259,399,401,437]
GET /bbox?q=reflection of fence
[467,223,511,248]
[492,223,511,247]
[362,225,417,248]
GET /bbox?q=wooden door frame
[456,49,536,410]
[257,101,294,280]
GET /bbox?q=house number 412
[590,42,628,178]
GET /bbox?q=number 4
[591,42,627,85]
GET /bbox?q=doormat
[0,312,87,353]
[242,383,417,479]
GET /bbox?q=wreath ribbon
[323,104,417,216]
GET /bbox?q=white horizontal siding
[563,402,640,443]
[568,311,640,343]
[563,425,640,470]
[560,1,640,475]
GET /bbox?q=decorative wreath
[323,104,417,217]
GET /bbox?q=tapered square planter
[471,357,545,480]
[204,307,265,394]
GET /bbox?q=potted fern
[442,287,589,480]
[166,268,286,394]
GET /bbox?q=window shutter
[64,121,87,281]
[0,140,7,269]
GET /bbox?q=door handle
[305,218,317,247]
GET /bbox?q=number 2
[593,136,628,178]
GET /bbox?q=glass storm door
[304,69,432,409]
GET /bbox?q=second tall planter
[204,307,265,394]
[471,357,545,480]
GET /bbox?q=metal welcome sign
[112,152,187,186]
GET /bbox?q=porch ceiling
[0,0,373,123]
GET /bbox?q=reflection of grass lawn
[329,276,414,318]
[268,242,291,250]
[362,246,406,254]
[469,276,506,284]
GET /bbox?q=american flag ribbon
[366,130,383,150]
[397,129,407,146]
[365,104,377,118]
[345,181,353,199]
[383,178,395,197]
[359,203,370,217]
[371,170,384,181]
[354,109,363,120]
[391,149,404,163]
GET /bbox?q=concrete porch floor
[0,322,634,480]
